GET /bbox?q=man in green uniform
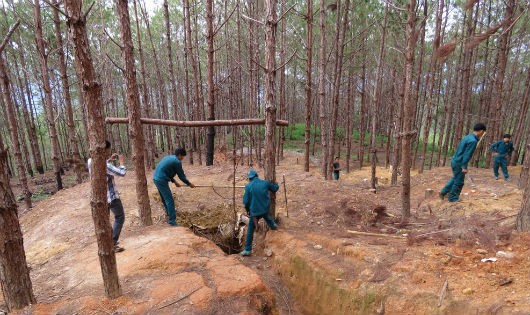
[241,170,279,256]
[333,157,341,180]
[440,123,486,202]
[491,134,514,181]
[153,148,195,226]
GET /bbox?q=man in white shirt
[87,140,127,252]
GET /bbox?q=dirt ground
[1,150,529,314]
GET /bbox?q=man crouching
[241,170,279,257]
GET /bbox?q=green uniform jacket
[452,133,479,169]
[490,140,514,160]
[243,177,279,217]
[153,155,191,185]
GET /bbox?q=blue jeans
[109,199,125,245]
[154,179,176,225]
[440,162,465,202]
[333,172,339,180]
[493,157,509,179]
[244,213,277,252]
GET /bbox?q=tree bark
[318,0,328,178]
[205,0,216,165]
[140,2,172,154]
[510,71,530,165]
[485,0,516,167]
[277,0,287,163]
[14,34,44,174]
[328,0,350,177]
[0,132,35,311]
[132,0,155,169]
[0,20,36,312]
[34,0,63,190]
[115,0,152,226]
[53,0,82,184]
[359,63,367,169]
[516,144,530,230]
[106,117,288,127]
[370,2,388,189]
[0,55,32,210]
[264,0,278,217]
[400,0,418,218]
[345,74,354,173]
[64,0,121,298]
[163,0,182,148]
[419,0,444,173]
[303,0,313,172]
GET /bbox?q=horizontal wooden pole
[106,117,289,127]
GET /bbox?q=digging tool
[466,131,487,186]
[187,184,245,188]
[283,174,288,217]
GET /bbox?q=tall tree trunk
[0,130,36,311]
[132,0,155,169]
[516,143,530,230]
[14,34,44,174]
[0,21,35,312]
[345,74,353,173]
[205,0,215,165]
[510,71,530,165]
[115,0,152,226]
[419,0,444,173]
[303,0,313,172]
[264,0,277,217]
[400,0,418,218]
[34,0,63,190]
[140,3,172,154]
[485,0,516,167]
[53,0,82,184]
[163,0,181,148]
[359,63,367,169]
[277,0,286,163]
[411,1,428,170]
[181,4,193,163]
[328,0,350,177]
[370,2,388,189]
[318,0,328,178]
[0,56,31,210]
[14,98,34,178]
[64,0,121,298]
[184,0,203,165]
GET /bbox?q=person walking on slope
[491,134,514,181]
[153,148,195,226]
[439,123,487,203]
[333,157,341,180]
[87,140,126,252]
[241,170,279,256]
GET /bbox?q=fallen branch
[158,286,202,310]
[416,228,452,238]
[106,117,289,127]
[346,230,405,239]
[437,279,448,307]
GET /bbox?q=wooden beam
[106,117,289,127]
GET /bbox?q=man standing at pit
[241,170,279,257]
[440,123,487,203]
[153,148,195,226]
[491,134,514,181]
[87,140,126,252]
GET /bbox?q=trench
[176,205,245,254]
